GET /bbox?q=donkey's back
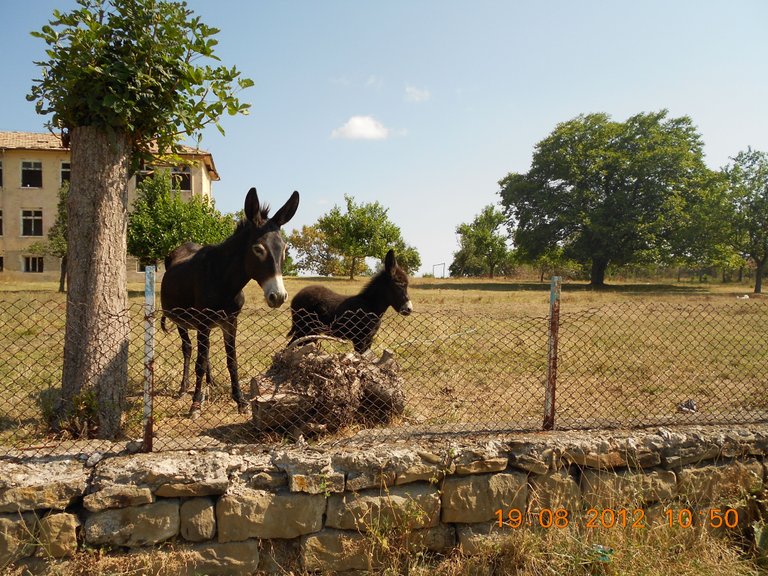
[288,249,412,352]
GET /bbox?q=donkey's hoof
[237,402,249,415]
[189,402,202,419]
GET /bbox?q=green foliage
[127,171,234,265]
[288,225,345,276]
[724,148,768,293]
[390,239,421,276]
[27,0,253,168]
[499,110,720,285]
[48,182,69,258]
[317,195,419,279]
[450,204,512,277]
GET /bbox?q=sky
[2,1,768,276]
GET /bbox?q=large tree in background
[28,0,252,438]
[449,204,511,278]
[128,171,235,267]
[499,110,718,286]
[725,148,768,294]
[317,195,420,279]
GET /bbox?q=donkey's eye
[252,244,267,258]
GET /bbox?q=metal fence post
[543,276,561,430]
[143,266,156,452]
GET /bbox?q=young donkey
[161,187,299,418]
[288,249,413,353]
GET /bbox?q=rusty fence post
[543,276,561,430]
[143,265,156,452]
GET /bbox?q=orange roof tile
[0,131,219,180]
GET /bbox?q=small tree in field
[317,195,418,279]
[28,0,252,438]
[128,171,234,267]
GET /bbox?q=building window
[22,209,43,236]
[0,256,4,272]
[135,162,155,188]
[21,161,43,188]
[61,162,71,185]
[171,165,192,192]
[0,160,3,187]
[24,256,44,273]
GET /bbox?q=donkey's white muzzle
[263,276,288,308]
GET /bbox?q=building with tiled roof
[0,131,219,280]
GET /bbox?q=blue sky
[3,1,768,276]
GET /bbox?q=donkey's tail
[161,315,171,333]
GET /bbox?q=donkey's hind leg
[176,326,192,398]
[190,326,211,419]
[223,317,248,414]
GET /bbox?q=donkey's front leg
[223,318,248,414]
[190,326,211,419]
[176,326,192,398]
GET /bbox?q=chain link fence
[1,279,767,457]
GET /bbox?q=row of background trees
[452,111,768,294]
[39,111,768,295]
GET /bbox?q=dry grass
[1,277,766,449]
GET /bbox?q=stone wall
[3,424,768,574]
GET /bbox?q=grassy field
[1,276,767,449]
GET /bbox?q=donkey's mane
[220,204,273,248]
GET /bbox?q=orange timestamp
[495,507,739,530]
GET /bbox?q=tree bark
[60,126,130,439]
[589,257,608,287]
[755,259,766,294]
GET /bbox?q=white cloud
[331,116,390,140]
[366,75,384,90]
[405,85,430,103]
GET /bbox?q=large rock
[83,485,154,511]
[326,483,440,531]
[442,472,527,524]
[0,512,37,566]
[0,460,87,513]
[92,451,236,495]
[217,489,325,541]
[677,461,763,505]
[581,469,677,508]
[272,449,345,494]
[84,500,180,547]
[301,529,375,572]
[37,513,79,558]
[529,470,582,513]
[181,497,217,542]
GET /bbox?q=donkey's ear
[384,249,396,274]
[244,187,260,223]
[270,190,300,227]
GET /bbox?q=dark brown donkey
[288,249,412,353]
[161,187,299,418]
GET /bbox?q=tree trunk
[755,259,766,294]
[59,126,130,439]
[589,257,608,287]
[58,254,67,293]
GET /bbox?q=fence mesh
[1,290,766,457]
